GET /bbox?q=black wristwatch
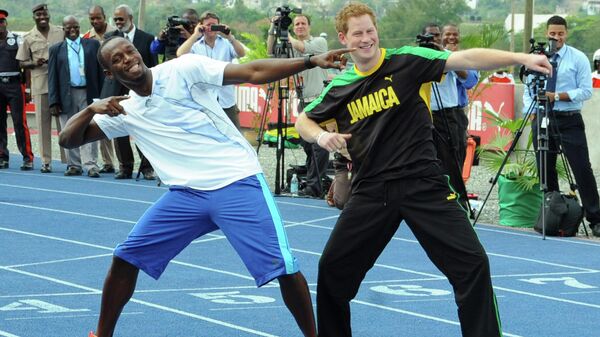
[304,54,315,69]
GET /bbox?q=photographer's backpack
[534,191,583,237]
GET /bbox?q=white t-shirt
[93,54,262,190]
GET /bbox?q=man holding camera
[16,3,64,173]
[151,8,199,61]
[177,11,245,130]
[267,13,330,199]
[523,16,600,236]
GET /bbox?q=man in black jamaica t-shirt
[295,3,552,337]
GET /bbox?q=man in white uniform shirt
[59,36,350,337]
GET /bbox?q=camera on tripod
[520,37,558,81]
[166,16,191,46]
[272,5,302,39]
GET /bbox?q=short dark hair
[89,5,105,17]
[182,8,198,17]
[547,15,567,28]
[422,23,440,35]
[97,35,123,70]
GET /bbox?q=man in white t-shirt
[59,36,349,337]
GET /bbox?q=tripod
[256,26,305,195]
[473,70,587,238]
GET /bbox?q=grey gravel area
[7,130,599,241]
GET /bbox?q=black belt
[432,106,460,114]
[0,76,19,84]
[552,110,580,117]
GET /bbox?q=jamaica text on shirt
[347,85,400,124]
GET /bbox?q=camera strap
[546,54,559,92]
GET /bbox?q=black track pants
[317,175,502,337]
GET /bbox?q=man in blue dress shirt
[523,15,600,236]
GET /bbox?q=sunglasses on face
[113,17,126,22]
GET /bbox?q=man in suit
[101,4,157,180]
[48,15,103,177]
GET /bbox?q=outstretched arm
[445,49,551,75]
[59,96,129,149]
[222,48,353,85]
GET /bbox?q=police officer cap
[0,9,8,19]
[32,4,48,13]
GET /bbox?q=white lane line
[0,202,137,224]
[0,171,165,189]
[6,253,113,268]
[0,285,280,299]
[5,311,144,321]
[475,226,600,247]
[0,291,99,298]
[0,266,278,337]
[275,200,337,211]
[0,330,19,337]
[169,260,256,281]
[0,183,155,204]
[0,227,121,250]
[388,231,600,272]
[0,227,249,280]
[487,252,599,272]
[292,247,445,279]
[312,288,524,337]
[494,285,600,309]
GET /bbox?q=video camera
[272,5,301,40]
[416,33,439,50]
[528,37,558,58]
[164,15,191,60]
[166,15,191,45]
[519,37,558,82]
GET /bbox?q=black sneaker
[64,166,83,176]
[0,159,8,169]
[87,167,100,178]
[40,163,52,173]
[99,164,115,173]
[20,160,33,171]
[592,224,600,237]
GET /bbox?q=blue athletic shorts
[114,174,299,286]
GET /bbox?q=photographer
[267,12,330,199]
[151,8,198,61]
[177,11,245,130]
[523,16,600,236]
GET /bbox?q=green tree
[378,0,470,48]
[533,14,600,60]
